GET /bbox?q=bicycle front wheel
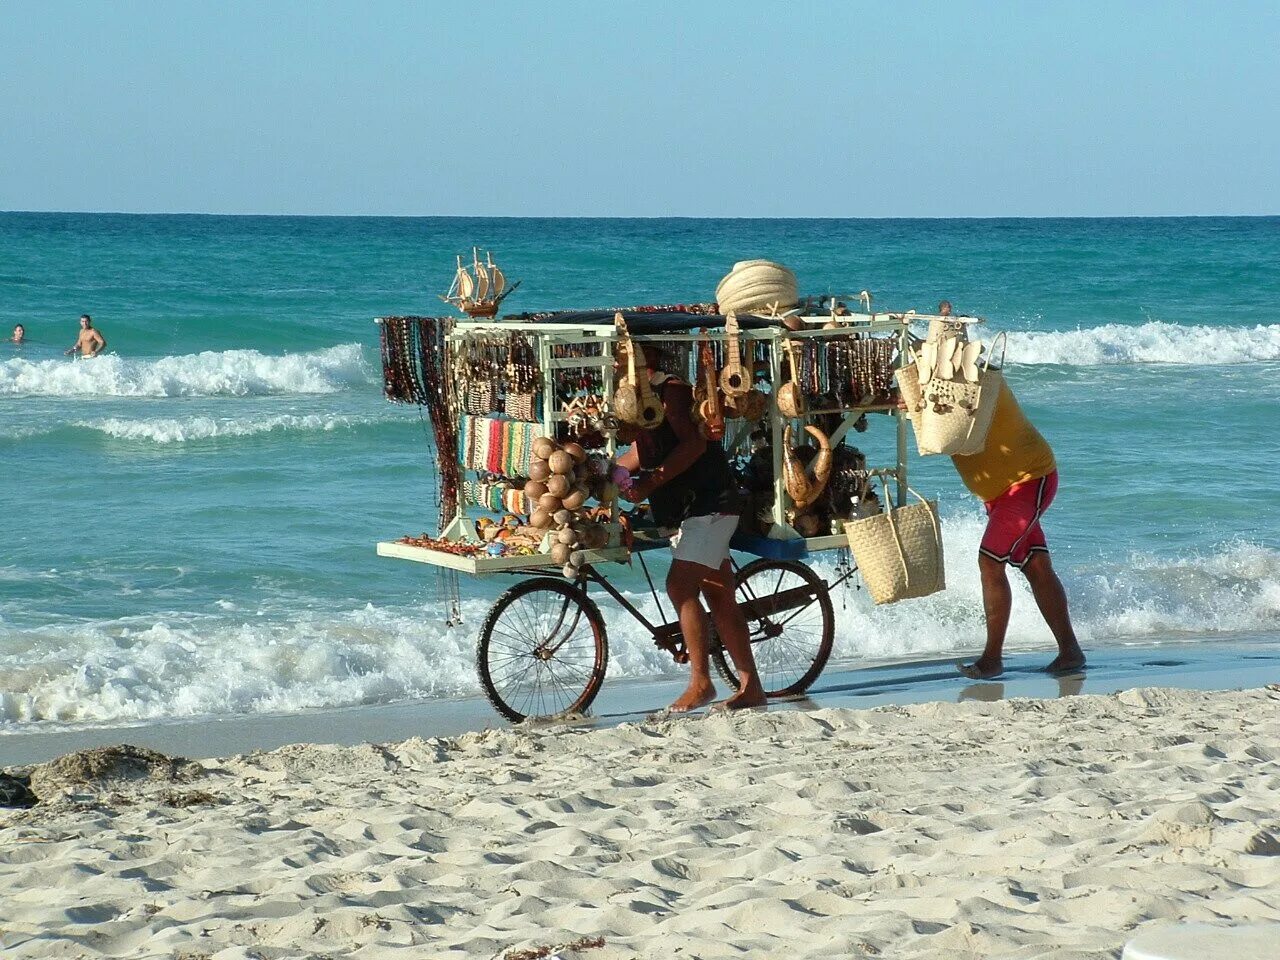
[712,558,834,697]
[477,578,608,722]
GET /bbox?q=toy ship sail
[441,248,520,318]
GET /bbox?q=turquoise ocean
[2,213,1278,733]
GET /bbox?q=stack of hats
[715,260,799,316]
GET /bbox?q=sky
[2,1,1278,218]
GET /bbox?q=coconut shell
[563,441,587,464]
[528,458,550,482]
[532,436,556,461]
[557,527,578,546]
[561,485,589,511]
[546,474,571,498]
[548,450,575,476]
[523,479,547,501]
[553,509,573,526]
[582,524,608,549]
[538,492,562,513]
[530,507,554,529]
[562,563,577,579]
[550,542,572,566]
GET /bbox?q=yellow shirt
[951,382,1056,502]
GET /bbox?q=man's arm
[637,384,707,494]
[88,330,106,356]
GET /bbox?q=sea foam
[1003,321,1280,366]
[0,343,371,397]
[76,413,376,443]
[2,519,1277,729]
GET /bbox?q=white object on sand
[1123,923,1280,960]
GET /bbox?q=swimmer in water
[65,314,106,357]
[10,324,24,344]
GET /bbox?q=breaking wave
[0,343,372,397]
[1002,321,1280,366]
[1,520,1277,729]
[76,413,377,444]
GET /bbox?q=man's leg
[666,559,717,712]
[962,553,1012,678]
[1021,551,1085,672]
[701,560,766,710]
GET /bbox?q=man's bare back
[66,315,106,357]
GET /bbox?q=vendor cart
[376,301,934,721]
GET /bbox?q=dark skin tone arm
[620,383,707,500]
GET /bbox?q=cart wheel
[477,577,608,722]
[711,558,834,697]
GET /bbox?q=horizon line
[3,209,1278,222]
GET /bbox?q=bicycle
[475,531,855,722]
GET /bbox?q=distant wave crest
[1005,321,1280,366]
[0,343,372,397]
[77,413,376,443]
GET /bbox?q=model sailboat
[441,248,520,318]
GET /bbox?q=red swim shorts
[979,470,1058,570]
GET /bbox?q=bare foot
[669,681,716,713]
[958,658,1003,680]
[1043,653,1086,675]
[723,684,767,711]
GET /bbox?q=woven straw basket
[917,373,998,455]
[952,368,1004,456]
[906,332,1007,457]
[844,480,945,605]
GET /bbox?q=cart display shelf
[375,539,630,575]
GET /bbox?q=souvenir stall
[374,256,985,721]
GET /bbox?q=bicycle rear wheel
[477,578,608,722]
[712,558,834,697]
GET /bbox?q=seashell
[530,507,554,529]
[546,474,571,498]
[532,437,556,460]
[563,441,587,464]
[553,509,573,526]
[550,542,572,566]
[538,492,562,512]
[557,526,579,546]
[560,484,589,511]
[523,479,547,501]
[528,458,550,482]
[549,450,575,476]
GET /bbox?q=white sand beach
[3,686,1280,959]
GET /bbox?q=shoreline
[2,681,1278,957]
[3,633,1277,768]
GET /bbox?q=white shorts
[670,513,737,570]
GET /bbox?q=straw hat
[715,260,799,316]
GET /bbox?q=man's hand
[623,475,657,503]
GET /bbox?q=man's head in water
[80,314,92,329]
[11,324,23,343]
[938,300,953,317]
